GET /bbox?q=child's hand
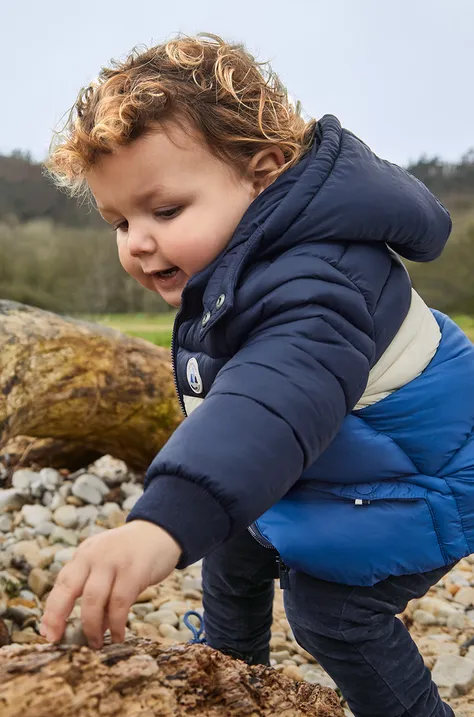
[40,520,181,649]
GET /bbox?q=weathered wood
[0,639,344,717]
[0,301,182,471]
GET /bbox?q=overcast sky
[1,0,472,167]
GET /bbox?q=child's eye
[113,221,128,233]
[155,207,181,219]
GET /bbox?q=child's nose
[127,228,156,257]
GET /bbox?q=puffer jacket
[127,115,474,586]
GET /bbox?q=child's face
[87,123,260,307]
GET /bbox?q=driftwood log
[0,301,182,471]
[0,639,344,717]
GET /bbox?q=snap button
[201,311,211,327]
[355,483,374,495]
[216,293,225,309]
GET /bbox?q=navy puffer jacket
[127,115,474,585]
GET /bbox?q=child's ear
[248,146,286,195]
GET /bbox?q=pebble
[54,547,78,565]
[72,474,109,505]
[12,470,37,494]
[144,609,179,627]
[22,505,53,528]
[53,505,78,529]
[0,515,13,532]
[432,654,474,698]
[455,588,474,608]
[28,568,54,598]
[50,526,79,546]
[0,489,26,512]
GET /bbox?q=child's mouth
[150,266,183,291]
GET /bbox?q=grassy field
[81,312,474,348]
[80,312,176,348]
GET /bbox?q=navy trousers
[202,529,455,717]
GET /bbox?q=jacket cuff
[125,475,231,568]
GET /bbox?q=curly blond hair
[46,33,315,198]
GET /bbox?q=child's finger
[106,572,140,643]
[41,560,90,641]
[80,566,116,649]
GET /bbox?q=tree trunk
[0,301,182,471]
[0,639,344,717]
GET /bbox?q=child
[41,34,474,717]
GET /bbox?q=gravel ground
[1,456,474,716]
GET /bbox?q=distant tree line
[0,148,473,315]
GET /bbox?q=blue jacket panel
[126,115,459,584]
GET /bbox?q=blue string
[183,610,206,644]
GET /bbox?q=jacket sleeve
[126,257,376,567]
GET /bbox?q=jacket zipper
[170,308,186,416]
[248,523,291,590]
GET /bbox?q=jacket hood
[233,114,452,263]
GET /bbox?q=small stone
[131,621,161,641]
[144,609,179,627]
[271,649,291,664]
[39,468,61,491]
[303,667,338,690]
[58,482,73,499]
[50,493,66,511]
[413,609,439,626]
[0,489,26,512]
[72,474,108,505]
[447,613,467,630]
[183,589,202,600]
[53,505,78,529]
[176,627,193,643]
[0,515,12,532]
[135,586,159,603]
[54,547,78,565]
[181,576,202,593]
[28,568,54,598]
[282,665,303,681]
[66,496,84,507]
[120,482,143,498]
[41,491,54,508]
[79,524,107,540]
[9,540,43,568]
[158,623,179,639]
[60,620,88,646]
[432,654,474,697]
[50,526,79,546]
[159,600,188,616]
[35,521,56,537]
[123,495,140,511]
[90,456,128,485]
[454,587,474,607]
[11,627,42,644]
[131,602,155,618]
[12,470,37,494]
[22,505,53,528]
[76,505,99,528]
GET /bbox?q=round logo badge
[186,357,203,394]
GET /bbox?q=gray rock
[99,502,122,518]
[12,470,37,494]
[58,482,73,499]
[39,468,61,491]
[303,666,338,690]
[6,604,41,626]
[90,456,128,485]
[50,525,79,546]
[270,650,291,664]
[0,489,26,512]
[53,505,78,529]
[54,547,78,565]
[72,474,108,505]
[432,654,474,698]
[79,524,107,540]
[122,494,140,511]
[0,515,13,532]
[447,612,467,630]
[9,540,43,568]
[35,521,56,537]
[120,482,143,498]
[42,491,54,507]
[76,505,99,528]
[22,504,53,528]
[144,609,179,627]
[413,609,439,626]
[182,576,202,593]
[30,478,45,499]
[50,493,67,511]
[131,602,155,618]
[13,527,35,540]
